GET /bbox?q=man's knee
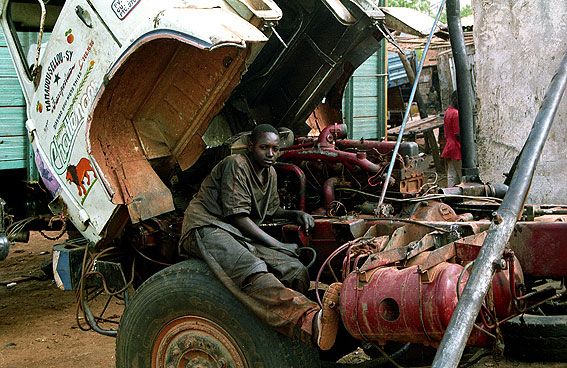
[280,260,309,295]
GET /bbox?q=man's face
[248,132,280,169]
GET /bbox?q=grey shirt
[181,153,280,242]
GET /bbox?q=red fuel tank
[340,262,519,347]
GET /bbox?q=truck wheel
[116,258,320,368]
[502,314,567,362]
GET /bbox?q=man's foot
[313,282,342,350]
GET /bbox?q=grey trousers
[182,226,319,341]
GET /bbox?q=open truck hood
[85,0,389,242]
[3,0,424,245]
[229,0,386,133]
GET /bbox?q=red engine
[276,124,425,215]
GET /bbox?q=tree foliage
[439,4,472,23]
[387,0,432,15]
[387,1,472,23]
[460,4,472,18]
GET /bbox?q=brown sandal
[315,282,342,350]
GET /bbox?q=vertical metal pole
[432,50,567,368]
[377,0,388,139]
[447,0,478,181]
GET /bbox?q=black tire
[116,258,320,368]
[502,314,567,362]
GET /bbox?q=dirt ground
[1,232,567,368]
[0,232,116,368]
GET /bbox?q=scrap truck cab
[2,0,567,367]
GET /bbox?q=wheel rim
[152,316,248,368]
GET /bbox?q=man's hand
[294,211,315,235]
[227,214,302,258]
[274,207,315,234]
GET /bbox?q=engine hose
[298,246,317,268]
[366,342,412,368]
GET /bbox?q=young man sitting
[179,124,340,350]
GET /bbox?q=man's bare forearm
[229,214,281,248]
[273,207,299,220]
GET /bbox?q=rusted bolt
[173,348,180,356]
[185,341,193,349]
[492,212,503,225]
[493,258,507,270]
[218,359,226,368]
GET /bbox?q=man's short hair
[250,124,279,143]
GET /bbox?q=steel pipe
[279,147,383,172]
[447,0,478,181]
[317,123,348,147]
[432,50,567,368]
[322,177,340,212]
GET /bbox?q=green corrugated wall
[342,0,388,140]
[0,30,28,171]
[0,30,44,182]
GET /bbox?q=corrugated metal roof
[380,7,445,37]
[387,52,412,88]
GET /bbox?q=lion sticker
[66,158,97,197]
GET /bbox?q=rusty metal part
[275,163,306,211]
[125,213,182,264]
[279,145,384,173]
[394,156,424,194]
[413,232,486,279]
[342,237,385,278]
[152,316,247,368]
[335,139,419,157]
[409,201,460,222]
[523,204,567,221]
[278,124,424,199]
[340,230,522,349]
[361,231,440,271]
[317,123,348,147]
[322,177,340,214]
[341,263,490,347]
[509,222,567,278]
[439,182,508,198]
[89,40,247,222]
